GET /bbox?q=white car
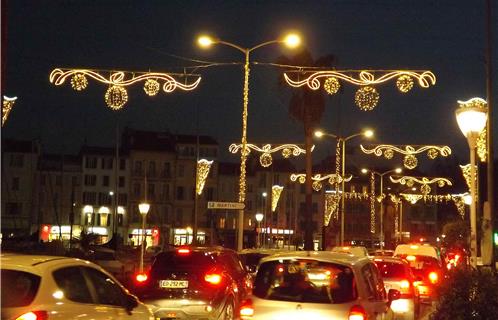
[1,254,154,320]
[331,246,369,257]
[241,251,400,320]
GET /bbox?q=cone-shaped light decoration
[271,185,284,212]
[196,159,213,195]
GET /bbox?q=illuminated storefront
[130,227,159,248]
[173,228,206,245]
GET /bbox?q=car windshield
[395,255,441,276]
[375,261,406,279]
[253,259,357,304]
[1,269,41,307]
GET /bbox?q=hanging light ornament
[143,79,160,96]
[271,185,284,212]
[105,85,128,110]
[259,153,273,167]
[421,184,431,195]
[396,75,414,93]
[384,149,394,159]
[404,154,418,169]
[427,148,439,159]
[71,73,88,91]
[355,86,379,111]
[282,148,292,158]
[323,77,340,95]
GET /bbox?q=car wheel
[222,299,235,320]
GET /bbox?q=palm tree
[277,49,335,250]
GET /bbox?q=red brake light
[15,311,48,320]
[349,305,367,320]
[400,279,410,289]
[240,299,254,319]
[135,272,148,284]
[429,272,438,284]
[205,273,222,285]
[177,248,190,254]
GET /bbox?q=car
[87,247,135,281]
[242,251,400,319]
[394,244,445,302]
[331,246,369,257]
[373,256,420,320]
[133,246,252,320]
[0,253,154,320]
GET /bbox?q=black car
[133,246,252,320]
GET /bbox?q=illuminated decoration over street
[390,175,452,195]
[2,96,17,127]
[284,70,436,111]
[196,159,213,195]
[390,194,402,237]
[400,193,466,217]
[271,185,284,212]
[290,173,352,192]
[229,143,311,168]
[370,172,376,234]
[49,68,201,110]
[360,144,451,169]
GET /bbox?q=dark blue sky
[3,0,497,167]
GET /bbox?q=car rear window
[1,269,41,307]
[153,251,216,271]
[253,259,357,304]
[375,261,406,278]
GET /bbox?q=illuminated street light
[198,32,301,251]
[314,129,374,245]
[255,213,264,248]
[138,202,150,273]
[362,167,402,249]
[455,97,488,268]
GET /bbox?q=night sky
[2,0,498,168]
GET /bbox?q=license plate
[159,280,189,288]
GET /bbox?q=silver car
[241,251,399,320]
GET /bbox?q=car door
[82,266,148,320]
[360,263,392,320]
[51,266,110,320]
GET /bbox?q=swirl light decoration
[290,173,352,192]
[401,193,424,204]
[361,144,452,170]
[49,68,201,110]
[283,70,436,111]
[2,96,17,127]
[271,185,284,212]
[229,143,311,168]
[390,176,452,195]
[399,193,466,218]
[196,159,213,195]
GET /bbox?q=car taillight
[429,272,438,284]
[135,272,149,284]
[15,311,48,320]
[177,248,190,255]
[205,273,222,285]
[240,299,254,319]
[349,305,367,320]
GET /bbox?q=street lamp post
[362,167,402,250]
[138,202,150,273]
[255,213,264,248]
[315,129,374,245]
[262,192,268,247]
[455,97,488,268]
[198,33,301,251]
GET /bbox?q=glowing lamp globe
[455,98,487,147]
[255,213,264,222]
[138,202,150,215]
[283,33,301,48]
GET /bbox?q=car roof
[372,256,408,264]
[394,244,440,258]
[1,253,95,275]
[259,250,370,266]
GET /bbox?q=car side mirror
[387,289,401,307]
[124,294,139,315]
